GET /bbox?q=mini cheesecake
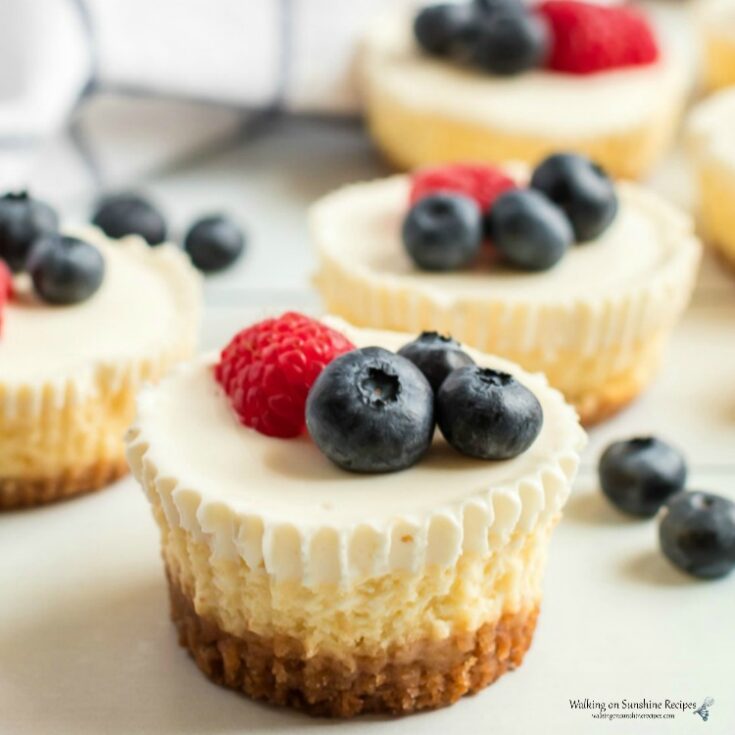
[0,228,200,508]
[360,4,690,179]
[699,0,735,92]
[311,168,701,425]
[688,88,735,269]
[126,317,585,717]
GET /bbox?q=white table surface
[3,28,735,735]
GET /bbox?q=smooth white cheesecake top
[128,318,585,585]
[312,174,694,304]
[362,6,689,137]
[0,228,200,389]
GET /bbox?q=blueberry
[436,367,543,460]
[473,0,525,14]
[530,153,618,242]
[599,437,687,518]
[306,347,435,473]
[453,7,549,75]
[413,3,474,56]
[486,189,572,271]
[183,214,245,273]
[398,331,475,393]
[659,491,735,579]
[92,192,167,246]
[0,191,58,273]
[402,193,482,272]
[27,234,105,305]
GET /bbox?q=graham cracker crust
[167,574,539,717]
[0,458,129,510]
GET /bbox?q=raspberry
[0,260,12,300]
[410,164,516,212]
[538,1,659,75]
[0,260,12,337]
[214,312,355,438]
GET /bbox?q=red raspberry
[538,1,659,75]
[214,312,355,438]
[410,164,516,211]
[0,260,12,300]
[0,260,12,337]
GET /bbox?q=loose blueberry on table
[414,0,659,77]
[397,331,475,392]
[403,154,617,274]
[598,437,687,518]
[659,491,735,580]
[92,192,167,246]
[183,214,245,273]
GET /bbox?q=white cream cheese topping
[362,5,690,137]
[0,227,201,391]
[127,319,585,587]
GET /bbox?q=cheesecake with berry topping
[0,220,200,509]
[126,313,585,717]
[699,0,735,92]
[311,158,701,424]
[687,88,735,270]
[361,0,689,179]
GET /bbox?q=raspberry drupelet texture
[214,312,355,438]
[410,164,517,211]
[538,1,659,75]
[0,259,12,336]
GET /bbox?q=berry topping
[538,1,659,75]
[306,348,435,473]
[215,313,355,439]
[599,437,687,518]
[486,189,572,271]
[436,367,542,460]
[92,192,167,246]
[0,259,12,336]
[454,5,549,75]
[402,192,483,271]
[659,491,735,579]
[184,214,245,273]
[0,191,58,273]
[410,164,517,211]
[414,3,474,56]
[530,153,618,242]
[27,235,105,306]
[398,332,475,392]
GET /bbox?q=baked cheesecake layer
[153,499,555,658]
[311,178,700,424]
[0,459,129,509]
[169,572,539,717]
[365,80,681,181]
[127,320,583,714]
[0,229,201,509]
[700,0,735,91]
[688,89,735,268]
[360,7,689,178]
